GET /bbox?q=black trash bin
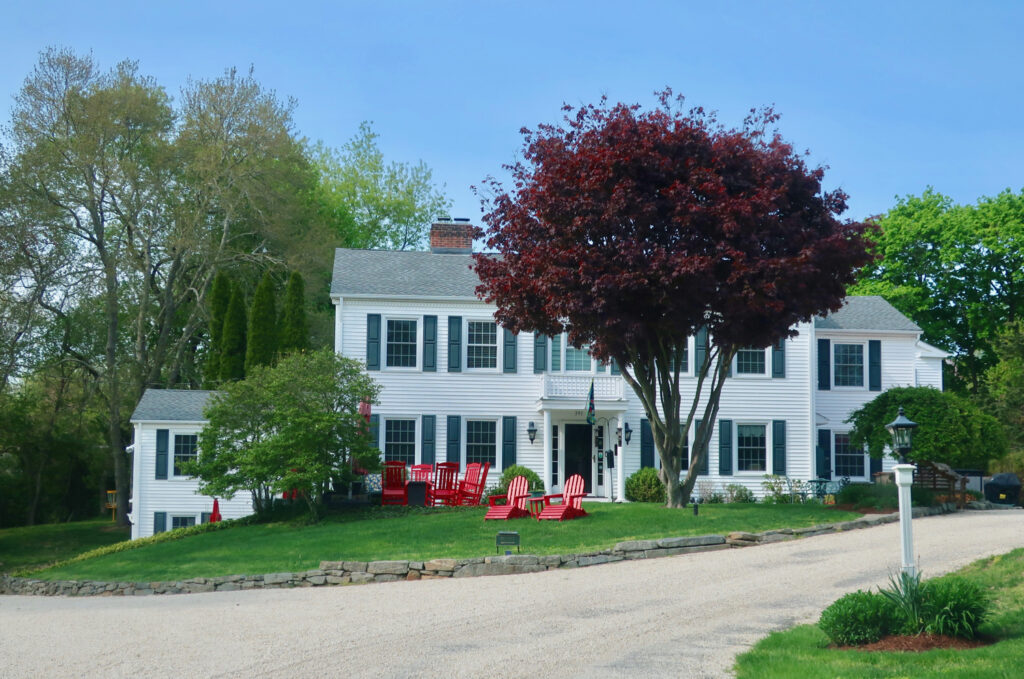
[406,480,428,507]
[984,473,1022,505]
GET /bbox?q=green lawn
[33,502,858,582]
[734,548,1024,678]
[0,519,129,574]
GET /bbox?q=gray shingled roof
[815,296,920,332]
[331,249,480,299]
[130,389,219,423]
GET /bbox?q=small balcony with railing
[539,374,625,408]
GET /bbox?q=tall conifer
[219,286,248,381]
[246,272,278,372]
[279,272,309,354]
[204,271,232,385]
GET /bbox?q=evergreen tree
[220,286,248,381]
[204,271,233,385]
[279,272,309,354]
[246,272,278,372]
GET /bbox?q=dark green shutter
[369,414,380,451]
[423,315,437,372]
[772,420,787,475]
[868,340,882,391]
[153,512,167,534]
[817,429,832,479]
[533,334,547,373]
[817,339,831,390]
[610,358,620,375]
[201,512,211,524]
[596,359,606,373]
[421,415,436,465]
[503,328,517,373]
[366,314,381,370]
[718,419,733,476]
[697,419,708,474]
[870,455,882,479]
[640,419,654,468]
[772,339,786,378]
[446,415,461,464]
[502,416,516,469]
[155,429,169,480]
[695,327,708,374]
[447,316,462,372]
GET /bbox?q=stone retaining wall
[0,504,958,597]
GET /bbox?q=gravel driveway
[2,510,1022,678]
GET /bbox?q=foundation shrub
[625,467,666,503]
[819,590,898,646]
[724,484,757,503]
[490,465,544,496]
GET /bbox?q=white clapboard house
[128,220,947,538]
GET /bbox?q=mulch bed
[839,634,993,652]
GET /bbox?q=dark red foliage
[473,91,874,363]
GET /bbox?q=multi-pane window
[834,433,865,477]
[565,342,591,371]
[466,420,497,465]
[386,319,417,368]
[171,515,196,530]
[173,434,198,476]
[736,424,767,472]
[467,321,498,369]
[551,425,559,487]
[736,348,766,375]
[834,344,864,387]
[551,335,562,371]
[384,419,416,465]
[680,426,690,469]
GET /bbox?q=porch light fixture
[623,422,632,445]
[885,406,918,464]
[527,421,537,444]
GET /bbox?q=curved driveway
[2,511,1022,678]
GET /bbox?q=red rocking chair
[484,475,531,520]
[536,473,587,521]
[381,461,408,506]
[456,462,490,506]
[431,462,460,506]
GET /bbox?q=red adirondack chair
[484,475,531,520]
[431,462,460,506]
[537,473,587,521]
[410,463,435,504]
[381,461,408,506]
[456,462,490,505]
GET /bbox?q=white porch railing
[541,374,624,401]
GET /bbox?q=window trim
[171,433,199,478]
[464,418,499,468]
[171,515,197,530]
[549,333,595,373]
[732,347,770,378]
[384,316,420,371]
[832,341,867,390]
[733,421,771,475]
[832,430,869,481]
[464,318,500,372]
[382,416,419,465]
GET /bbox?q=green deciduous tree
[311,123,451,250]
[245,272,278,372]
[279,271,309,354]
[852,189,1024,393]
[188,349,380,518]
[220,286,247,381]
[984,321,1024,471]
[847,386,1004,470]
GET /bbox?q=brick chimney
[429,218,474,254]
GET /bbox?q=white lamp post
[886,406,919,577]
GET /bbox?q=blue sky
[3,1,1023,224]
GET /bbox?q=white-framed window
[735,347,768,376]
[834,431,867,479]
[171,515,196,530]
[833,343,865,388]
[173,434,198,476]
[466,320,498,370]
[385,318,418,368]
[384,417,417,465]
[550,333,594,372]
[736,423,768,472]
[466,419,497,466]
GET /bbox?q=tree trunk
[102,254,129,527]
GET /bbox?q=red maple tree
[474,92,874,507]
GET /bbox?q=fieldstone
[263,572,293,586]
[374,574,401,582]
[349,572,374,584]
[538,555,562,567]
[657,535,725,549]
[758,533,792,544]
[409,562,424,570]
[216,583,239,592]
[726,531,758,542]
[614,539,659,552]
[319,561,343,571]
[306,576,326,586]
[343,561,367,573]
[304,569,325,578]
[577,555,610,567]
[485,555,539,566]
[367,560,410,575]
[325,575,348,585]
[406,571,421,581]
[424,559,458,572]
